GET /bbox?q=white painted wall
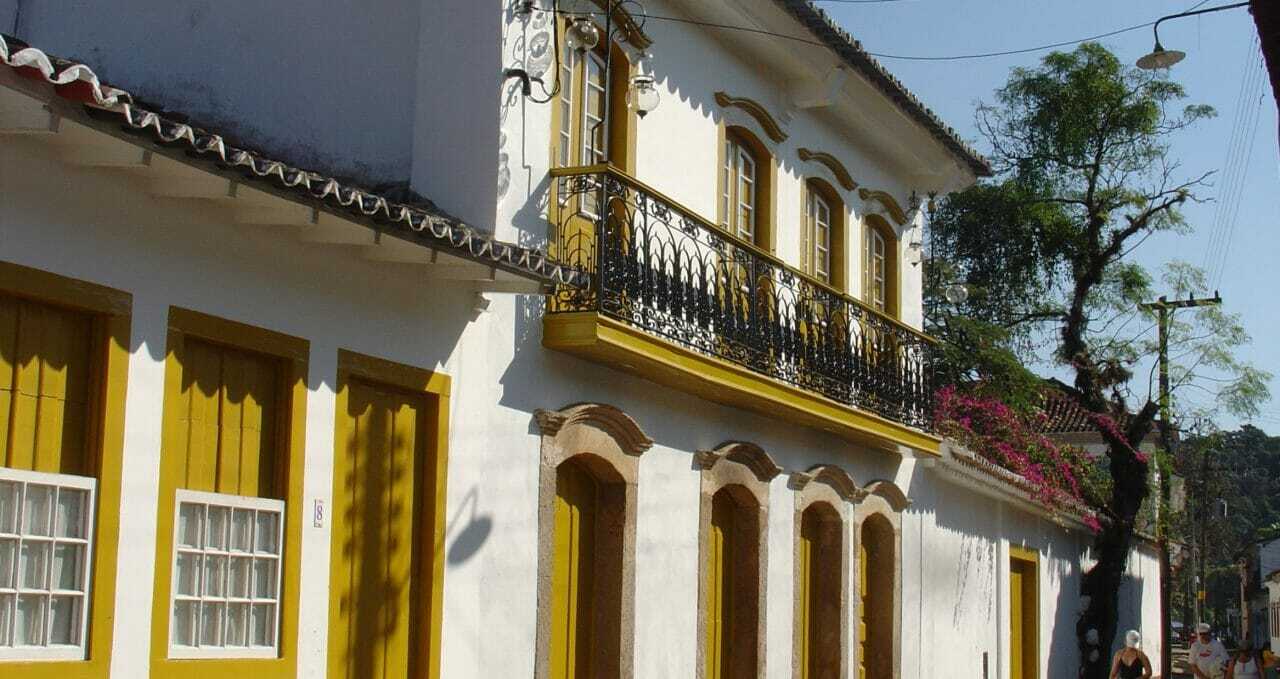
[1,136,1159,677]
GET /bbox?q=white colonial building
[0,1,1160,678]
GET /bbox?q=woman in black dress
[1110,630,1153,679]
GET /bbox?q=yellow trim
[328,350,449,679]
[713,92,788,143]
[1009,546,1040,679]
[1009,544,1039,564]
[798,148,858,192]
[857,188,909,227]
[543,311,939,455]
[0,262,130,679]
[150,308,308,679]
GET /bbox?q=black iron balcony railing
[549,165,937,431]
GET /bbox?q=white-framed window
[807,189,833,283]
[0,467,96,661]
[721,135,758,242]
[168,490,284,659]
[865,227,887,311]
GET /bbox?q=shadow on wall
[445,486,494,565]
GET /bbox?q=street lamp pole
[1137,1,1252,69]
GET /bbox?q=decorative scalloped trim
[714,91,788,143]
[789,464,861,501]
[693,441,782,482]
[857,188,909,226]
[862,479,910,511]
[533,403,654,456]
[797,148,857,191]
[0,34,585,288]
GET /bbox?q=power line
[548,2,1222,62]
[1201,37,1259,280]
[1211,54,1265,289]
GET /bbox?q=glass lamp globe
[565,18,600,51]
[627,75,660,117]
[944,284,969,305]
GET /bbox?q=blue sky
[818,0,1278,433]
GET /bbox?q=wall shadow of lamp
[1135,1,1249,70]
[505,0,660,117]
[446,487,494,565]
[906,191,924,267]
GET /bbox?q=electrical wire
[1210,53,1265,289]
[1200,38,1259,279]
[1202,40,1264,288]
[548,0,1222,62]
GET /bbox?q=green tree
[925,43,1270,677]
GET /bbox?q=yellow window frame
[149,308,308,679]
[326,350,449,679]
[0,261,130,679]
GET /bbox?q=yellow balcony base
[543,312,940,456]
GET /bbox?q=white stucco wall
[2,133,1159,678]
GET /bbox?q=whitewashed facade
[0,1,1160,678]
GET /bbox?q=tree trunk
[1076,419,1154,679]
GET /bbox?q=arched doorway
[859,513,895,679]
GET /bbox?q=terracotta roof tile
[0,34,586,289]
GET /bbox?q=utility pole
[1140,292,1221,673]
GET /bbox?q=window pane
[250,603,274,647]
[23,485,53,537]
[177,504,203,549]
[19,541,49,589]
[227,602,248,647]
[175,553,201,597]
[15,594,45,646]
[51,543,83,591]
[200,601,224,647]
[252,559,276,599]
[0,481,17,534]
[0,593,12,646]
[55,489,86,539]
[230,509,253,553]
[0,538,14,588]
[172,600,197,647]
[47,595,77,645]
[229,557,251,598]
[203,555,227,598]
[207,506,228,551]
[255,513,279,555]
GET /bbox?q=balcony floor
[543,311,941,456]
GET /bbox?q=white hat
[1125,630,1141,648]
[1196,623,1211,634]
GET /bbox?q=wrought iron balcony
[547,165,938,435]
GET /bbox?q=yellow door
[859,542,869,679]
[551,460,597,679]
[330,379,428,679]
[706,491,737,678]
[1010,564,1024,679]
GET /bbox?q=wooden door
[330,379,429,679]
[550,460,598,679]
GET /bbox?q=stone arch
[533,403,652,679]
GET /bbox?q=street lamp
[1136,1,1250,70]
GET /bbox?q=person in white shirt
[1189,623,1230,679]
[1225,638,1278,679]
